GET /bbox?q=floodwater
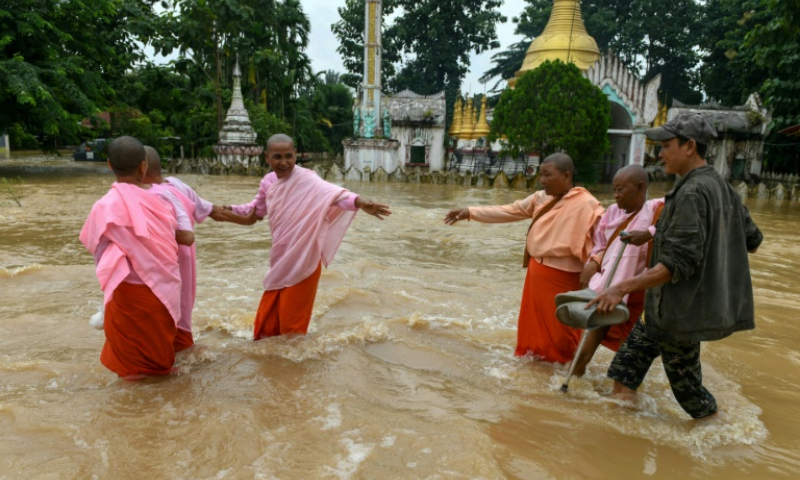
[1,157,798,480]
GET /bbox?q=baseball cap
[646,113,718,144]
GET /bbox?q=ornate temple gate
[584,54,661,181]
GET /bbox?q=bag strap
[645,202,665,266]
[605,206,642,255]
[522,193,565,267]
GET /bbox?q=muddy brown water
[1,157,798,479]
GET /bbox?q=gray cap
[645,113,718,145]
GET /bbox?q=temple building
[344,0,446,173]
[667,94,772,180]
[518,0,660,179]
[451,0,661,180]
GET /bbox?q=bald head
[267,134,294,151]
[541,153,577,179]
[612,164,649,212]
[614,164,649,188]
[143,146,162,182]
[108,136,146,176]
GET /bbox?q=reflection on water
[1,157,799,479]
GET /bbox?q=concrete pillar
[715,137,727,177]
[627,126,647,165]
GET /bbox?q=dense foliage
[490,61,610,183]
[1,0,351,154]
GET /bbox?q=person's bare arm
[580,260,600,287]
[586,263,672,314]
[212,208,261,226]
[176,230,196,246]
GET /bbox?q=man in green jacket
[588,113,763,419]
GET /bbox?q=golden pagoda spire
[516,0,601,78]
[647,100,669,146]
[449,97,463,138]
[655,101,668,127]
[473,96,491,140]
[462,98,475,140]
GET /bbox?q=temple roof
[669,94,772,136]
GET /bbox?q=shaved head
[612,164,649,212]
[108,136,146,176]
[614,164,648,187]
[144,146,162,177]
[541,153,577,179]
[267,134,294,151]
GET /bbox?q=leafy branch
[1,177,24,207]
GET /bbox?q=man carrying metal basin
[588,114,763,419]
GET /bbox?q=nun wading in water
[212,134,392,339]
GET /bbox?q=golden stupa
[463,98,476,140]
[473,96,491,140]
[646,101,669,146]
[449,97,463,137]
[514,0,601,83]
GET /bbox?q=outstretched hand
[444,208,470,225]
[620,230,652,246]
[357,198,392,220]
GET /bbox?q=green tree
[0,0,156,149]
[490,60,610,183]
[702,0,800,173]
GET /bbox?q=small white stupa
[213,60,264,168]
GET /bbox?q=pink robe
[166,177,214,222]
[154,183,198,337]
[79,183,181,325]
[231,167,358,290]
[587,199,665,301]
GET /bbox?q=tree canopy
[490,60,610,184]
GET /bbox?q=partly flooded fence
[167,157,799,202]
[167,157,540,189]
[736,172,800,202]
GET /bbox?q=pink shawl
[162,183,197,333]
[588,198,665,301]
[79,183,182,324]
[262,167,357,290]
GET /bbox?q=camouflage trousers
[607,320,718,419]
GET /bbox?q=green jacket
[645,165,763,342]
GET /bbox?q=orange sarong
[516,259,582,363]
[101,282,177,378]
[253,263,322,340]
[599,290,644,352]
[173,329,194,353]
